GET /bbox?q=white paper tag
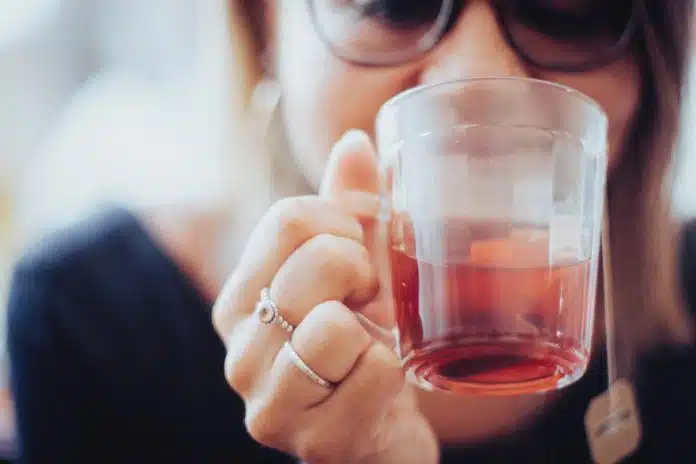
[584,379,642,464]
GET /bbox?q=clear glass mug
[375,77,607,396]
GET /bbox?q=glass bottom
[402,339,588,396]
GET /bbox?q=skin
[211,1,642,462]
[273,1,639,186]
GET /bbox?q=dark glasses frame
[307,0,640,73]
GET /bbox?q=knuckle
[223,349,252,397]
[271,196,323,240]
[211,279,237,336]
[270,196,364,246]
[311,301,369,345]
[338,235,370,264]
[212,274,249,337]
[363,343,405,393]
[211,293,234,336]
[305,234,367,276]
[294,432,342,464]
[306,233,345,265]
[221,318,259,397]
[211,302,226,336]
[244,400,284,449]
[299,445,333,464]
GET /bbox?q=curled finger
[244,301,372,447]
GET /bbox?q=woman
[8,0,696,462]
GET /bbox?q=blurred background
[0,0,695,460]
[0,0,235,458]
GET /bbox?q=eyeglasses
[307,0,639,73]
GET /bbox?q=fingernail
[335,129,371,152]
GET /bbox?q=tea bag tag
[584,378,642,464]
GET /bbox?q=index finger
[212,196,364,338]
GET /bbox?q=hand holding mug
[212,130,439,464]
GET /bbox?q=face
[268,0,641,189]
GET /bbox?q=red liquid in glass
[390,219,593,395]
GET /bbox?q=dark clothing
[7,210,291,464]
[7,208,696,463]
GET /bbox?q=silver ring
[282,341,335,389]
[255,288,294,334]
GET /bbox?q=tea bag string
[601,200,618,407]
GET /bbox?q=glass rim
[376,76,608,128]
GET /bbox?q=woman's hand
[212,130,438,463]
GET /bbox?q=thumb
[320,129,379,197]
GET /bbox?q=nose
[420,1,529,85]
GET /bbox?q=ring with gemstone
[255,288,294,334]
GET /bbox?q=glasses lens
[501,0,634,69]
[310,0,451,65]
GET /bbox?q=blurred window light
[675,60,696,219]
[0,2,233,422]
[0,0,60,48]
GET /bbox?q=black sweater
[7,208,696,463]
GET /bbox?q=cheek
[275,4,417,188]
[545,59,641,173]
[274,7,331,186]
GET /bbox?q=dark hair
[231,1,695,366]
[607,1,694,368]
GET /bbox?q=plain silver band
[282,341,335,389]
